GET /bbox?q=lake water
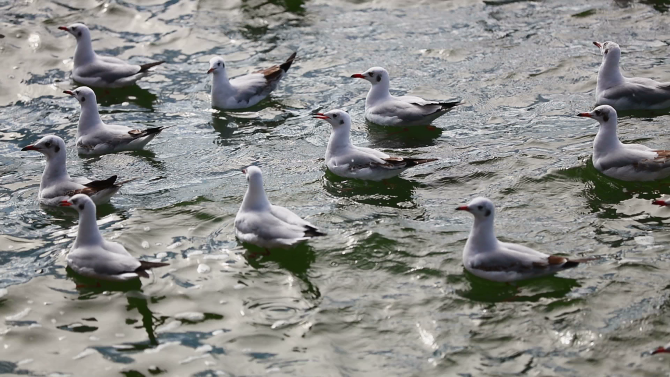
[2,0,670,375]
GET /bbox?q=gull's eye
[81,97,85,102]
[595,110,601,116]
[377,75,381,82]
[72,27,77,31]
[333,114,337,118]
[604,49,609,55]
[45,141,51,148]
[368,72,374,77]
[218,62,222,66]
[478,205,483,210]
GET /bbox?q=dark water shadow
[210,113,237,141]
[63,85,160,110]
[616,107,670,119]
[41,201,118,222]
[244,242,319,299]
[78,148,165,171]
[614,0,670,12]
[456,270,581,303]
[365,121,443,149]
[239,0,307,39]
[322,169,420,209]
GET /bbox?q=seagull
[65,86,163,155]
[235,166,325,250]
[60,194,169,281]
[652,342,670,355]
[314,109,437,181]
[350,67,460,127]
[593,41,670,111]
[58,23,164,88]
[208,52,297,109]
[21,135,129,206]
[578,105,670,181]
[652,199,669,206]
[457,197,594,283]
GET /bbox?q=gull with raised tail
[578,105,670,181]
[315,109,437,181]
[235,166,325,250]
[21,135,129,206]
[351,67,460,126]
[65,87,163,155]
[60,194,169,281]
[593,41,670,111]
[457,197,594,283]
[58,23,164,88]
[208,52,296,109]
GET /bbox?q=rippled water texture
[2,0,670,375]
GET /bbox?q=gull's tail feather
[403,158,438,167]
[304,225,326,238]
[135,260,170,278]
[280,52,297,73]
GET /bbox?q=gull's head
[593,41,621,61]
[64,86,96,106]
[59,193,94,212]
[208,57,227,75]
[314,109,351,129]
[242,165,263,187]
[578,105,617,127]
[456,197,495,220]
[21,135,66,158]
[58,23,90,40]
[351,67,389,86]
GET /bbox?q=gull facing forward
[65,87,163,155]
[58,23,164,88]
[351,67,460,126]
[22,135,129,206]
[593,41,670,111]
[235,166,325,249]
[579,105,670,181]
[208,52,296,109]
[457,197,594,283]
[315,109,437,181]
[61,194,169,281]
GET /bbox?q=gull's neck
[77,102,103,136]
[211,71,234,102]
[365,80,391,107]
[326,123,353,160]
[41,152,71,190]
[597,54,625,93]
[464,216,498,258]
[73,205,104,247]
[593,121,623,155]
[73,35,96,67]
[241,178,271,212]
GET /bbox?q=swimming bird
[457,197,594,283]
[65,87,163,155]
[235,166,324,249]
[208,52,297,109]
[652,342,670,355]
[350,67,460,126]
[593,41,670,111]
[58,23,164,88]
[60,194,169,281]
[21,135,128,206]
[578,105,670,181]
[315,109,437,181]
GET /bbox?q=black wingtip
[280,52,297,73]
[139,61,165,73]
[84,175,118,189]
[562,260,580,269]
[135,260,170,278]
[439,101,461,110]
[405,158,438,167]
[304,225,326,238]
[145,126,164,135]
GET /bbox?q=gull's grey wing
[598,148,670,172]
[469,245,549,272]
[75,60,142,83]
[235,210,311,241]
[371,97,443,123]
[602,79,670,107]
[270,205,313,228]
[69,245,141,276]
[230,74,274,104]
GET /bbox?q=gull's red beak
[350,73,365,79]
[241,168,247,174]
[207,68,215,74]
[593,41,602,48]
[21,145,38,151]
[58,26,69,31]
[313,113,329,120]
[456,206,469,211]
[652,200,668,207]
[59,200,72,207]
[652,346,669,355]
[63,90,74,96]
[578,112,592,118]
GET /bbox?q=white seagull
[235,166,324,250]
[208,52,297,109]
[578,105,670,181]
[58,23,164,88]
[315,109,437,181]
[351,67,460,126]
[593,41,670,111]
[60,194,169,281]
[65,86,163,155]
[457,197,594,283]
[21,135,129,206]
[652,342,670,355]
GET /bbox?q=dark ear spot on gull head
[340,120,344,125]
[79,203,84,210]
[81,97,85,102]
[485,209,491,217]
[55,145,60,153]
[376,75,381,82]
